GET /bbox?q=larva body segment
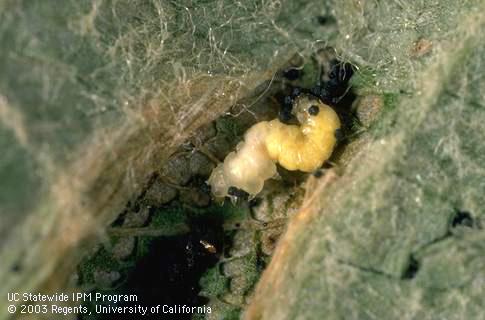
[207,95,341,198]
[209,122,277,198]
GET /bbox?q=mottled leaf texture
[247,1,485,320]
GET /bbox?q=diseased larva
[207,94,341,198]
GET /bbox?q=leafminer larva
[207,94,341,199]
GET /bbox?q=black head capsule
[308,105,320,116]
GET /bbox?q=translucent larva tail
[207,163,230,199]
[207,122,276,199]
[207,145,277,199]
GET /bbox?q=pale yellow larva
[207,94,341,198]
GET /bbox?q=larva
[207,94,341,198]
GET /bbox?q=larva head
[292,94,341,132]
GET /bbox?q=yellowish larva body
[208,95,341,198]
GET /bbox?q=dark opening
[451,210,474,228]
[402,255,420,280]
[81,215,224,320]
